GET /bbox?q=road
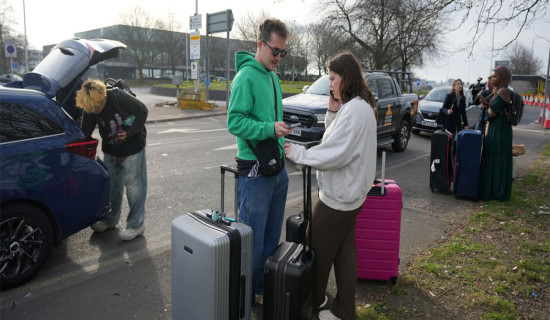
[1,90,548,319]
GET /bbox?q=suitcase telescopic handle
[302,165,313,258]
[220,165,239,219]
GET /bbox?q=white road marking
[158,128,227,134]
[214,144,238,150]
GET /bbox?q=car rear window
[0,102,64,143]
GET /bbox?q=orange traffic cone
[538,104,544,123]
[544,103,550,129]
[528,94,534,106]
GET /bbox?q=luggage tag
[207,210,235,226]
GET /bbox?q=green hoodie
[227,51,285,161]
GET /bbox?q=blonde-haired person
[284,51,377,320]
[441,79,469,135]
[76,79,148,241]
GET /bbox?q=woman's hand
[284,142,292,157]
[447,109,453,115]
[328,91,340,112]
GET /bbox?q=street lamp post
[23,0,29,73]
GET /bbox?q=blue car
[0,38,126,290]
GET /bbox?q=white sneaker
[90,220,115,233]
[319,310,341,320]
[119,224,145,241]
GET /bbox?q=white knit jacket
[287,97,377,211]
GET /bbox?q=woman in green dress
[479,65,513,201]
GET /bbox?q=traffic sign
[190,31,200,60]
[5,39,17,58]
[207,10,234,34]
[190,14,202,30]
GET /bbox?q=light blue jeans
[102,149,147,229]
[238,167,288,296]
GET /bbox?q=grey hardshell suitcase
[171,166,252,320]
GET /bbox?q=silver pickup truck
[282,71,419,152]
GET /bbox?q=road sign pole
[226,10,231,107]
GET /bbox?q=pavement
[136,87,550,319]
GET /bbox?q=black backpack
[104,78,136,97]
[503,90,524,126]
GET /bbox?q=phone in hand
[286,122,301,129]
[330,90,338,101]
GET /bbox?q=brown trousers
[311,199,362,320]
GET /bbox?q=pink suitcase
[356,152,402,282]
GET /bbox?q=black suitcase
[430,130,453,193]
[264,165,315,320]
[286,141,318,243]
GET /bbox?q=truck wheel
[392,120,411,152]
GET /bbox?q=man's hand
[274,122,294,138]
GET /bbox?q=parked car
[283,71,419,152]
[0,74,23,85]
[214,76,227,82]
[412,86,474,135]
[0,38,126,290]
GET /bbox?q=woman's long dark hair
[326,51,376,108]
[451,79,466,103]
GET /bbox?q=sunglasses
[262,41,287,58]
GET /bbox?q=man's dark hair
[257,18,289,43]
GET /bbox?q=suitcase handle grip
[302,165,313,258]
[220,165,239,220]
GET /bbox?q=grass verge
[357,143,550,320]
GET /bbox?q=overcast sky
[8,0,550,83]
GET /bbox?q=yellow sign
[190,35,200,41]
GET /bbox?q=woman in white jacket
[284,51,377,320]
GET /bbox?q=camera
[469,77,486,98]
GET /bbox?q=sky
[7,0,550,84]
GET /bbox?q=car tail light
[65,137,98,160]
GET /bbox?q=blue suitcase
[453,129,483,199]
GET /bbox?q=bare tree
[308,22,351,75]
[156,11,187,76]
[319,0,407,70]
[506,42,543,75]
[393,0,445,72]
[233,10,270,51]
[107,6,164,81]
[439,0,549,54]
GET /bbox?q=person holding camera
[441,78,469,135]
[473,75,495,133]
[227,18,294,305]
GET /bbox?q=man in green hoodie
[227,18,294,305]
